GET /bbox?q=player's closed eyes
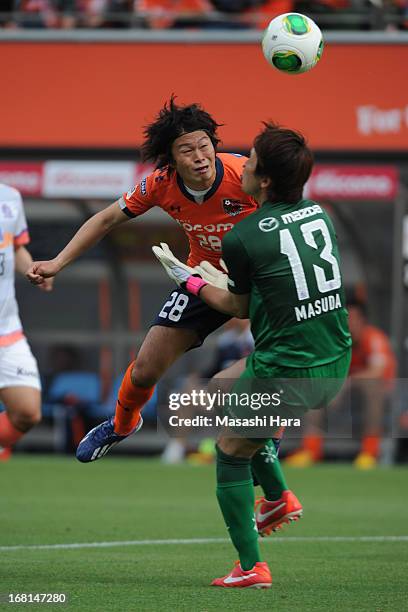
[180,147,208,155]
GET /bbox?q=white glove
[194,259,229,290]
[152,243,197,287]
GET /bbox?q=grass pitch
[0,456,407,611]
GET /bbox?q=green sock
[216,445,261,571]
[251,439,289,501]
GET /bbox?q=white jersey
[0,184,29,346]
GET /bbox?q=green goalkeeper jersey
[222,199,352,375]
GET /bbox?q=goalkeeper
[153,122,352,589]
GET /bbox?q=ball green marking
[272,51,302,72]
[283,14,310,36]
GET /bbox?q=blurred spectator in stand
[77,0,133,28]
[42,344,82,395]
[161,318,254,464]
[239,0,294,29]
[207,0,278,29]
[43,345,101,453]
[13,0,77,28]
[286,298,397,469]
[0,1,16,28]
[104,0,134,27]
[11,0,128,28]
[387,0,408,30]
[77,0,107,26]
[136,0,212,28]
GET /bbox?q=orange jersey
[121,154,258,269]
[350,325,396,382]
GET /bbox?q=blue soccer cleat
[76,416,143,463]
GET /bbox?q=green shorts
[223,349,351,439]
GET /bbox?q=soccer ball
[262,13,324,75]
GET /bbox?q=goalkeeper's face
[171,130,216,190]
[242,148,271,204]
[242,148,261,199]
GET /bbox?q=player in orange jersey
[26,99,299,530]
[348,299,396,468]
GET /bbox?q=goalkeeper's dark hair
[141,96,222,168]
[254,122,314,204]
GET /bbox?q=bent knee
[10,407,42,432]
[208,370,233,395]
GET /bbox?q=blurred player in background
[26,98,300,531]
[0,184,53,460]
[347,299,396,467]
[286,298,397,469]
[154,122,352,588]
[162,317,254,464]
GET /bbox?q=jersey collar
[176,156,224,203]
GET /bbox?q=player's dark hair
[141,96,222,168]
[254,122,314,204]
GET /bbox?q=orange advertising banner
[1,41,407,150]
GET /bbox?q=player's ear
[260,176,272,190]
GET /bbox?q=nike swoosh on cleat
[224,573,258,584]
[256,502,285,523]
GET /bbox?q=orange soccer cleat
[211,561,272,589]
[255,489,303,536]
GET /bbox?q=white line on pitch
[1,535,408,552]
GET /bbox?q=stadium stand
[1,0,406,29]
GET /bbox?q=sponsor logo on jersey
[281,205,322,225]
[258,217,279,232]
[177,220,234,233]
[294,292,342,322]
[1,204,13,219]
[222,199,243,217]
[140,178,147,196]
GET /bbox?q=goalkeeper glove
[152,242,196,286]
[152,243,209,296]
[194,259,229,290]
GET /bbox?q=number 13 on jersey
[280,218,342,301]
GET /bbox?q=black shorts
[152,287,231,349]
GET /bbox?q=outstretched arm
[26,200,129,286]
[15,245,54,291]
